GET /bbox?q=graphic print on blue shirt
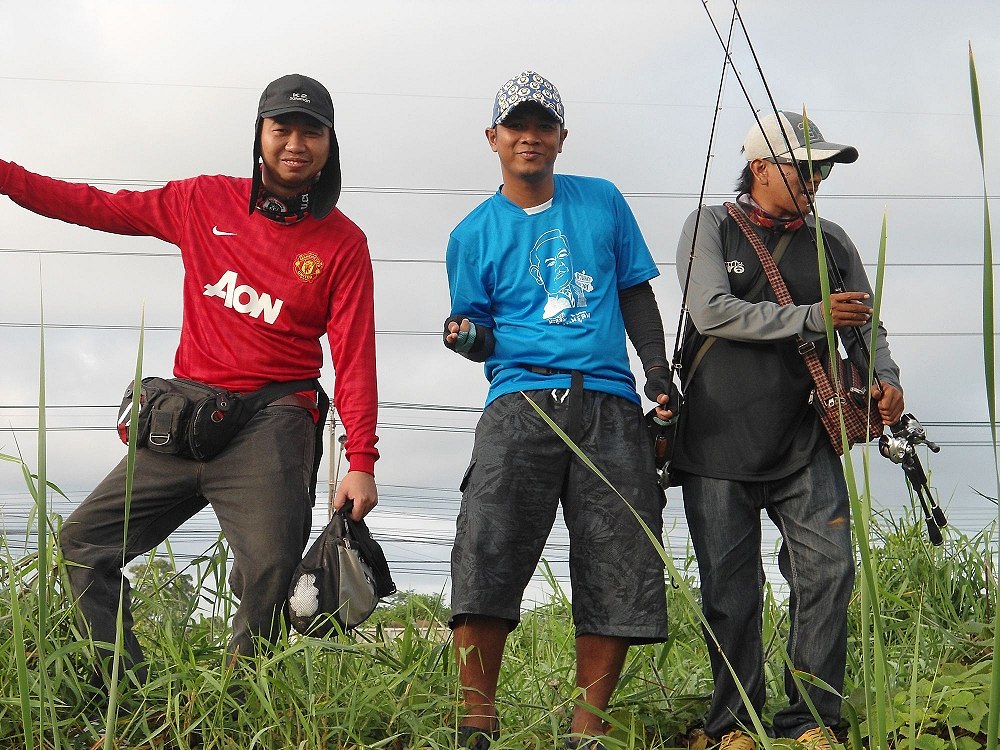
[529,228,593,322]
[446,175,659,406]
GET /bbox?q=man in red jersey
[0,74,378,683]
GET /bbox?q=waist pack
[117,376,319,461]
[288,510,396,635]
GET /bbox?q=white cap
[743,110,858,163]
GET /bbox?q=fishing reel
[879,413,939,462]
[879,413,947,545]
[644,409,678,490]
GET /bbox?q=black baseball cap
[256,73,334,128]
[249,73,342,219]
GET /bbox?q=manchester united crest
[294,252,324,283]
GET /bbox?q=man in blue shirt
[443,71,674,750]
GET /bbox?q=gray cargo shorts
[450,389,668,644]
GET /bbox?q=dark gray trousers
[59,405,316,678]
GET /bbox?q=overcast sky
[2,1,999,599]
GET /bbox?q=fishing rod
[696,0,947,544]
[731,5,878,372]
[647,0,739,487]
[670,0,739,374]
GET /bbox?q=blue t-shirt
[447,174,659,406]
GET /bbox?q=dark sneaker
[457,725,500,749]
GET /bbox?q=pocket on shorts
[459,458,477,492]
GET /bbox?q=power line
[2,181,998,201]
[0,322,442,335]
[0,321,995,338]
[3,75,999,120]
[0,400,482,413]
[1,423,995,446]
[2,246,998,269]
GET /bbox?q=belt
[270,393,317,410]
[527,366,571,376]
[524,367,584,446]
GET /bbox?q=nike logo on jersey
[212,226,237,236]
[203,270,284,324]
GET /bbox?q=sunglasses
[769,158,834,180]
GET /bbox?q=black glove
[442,314,495,362]
[643,366,680,417]
[442,315,473,352]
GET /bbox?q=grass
[1,42,997,750]
[969,44,1000,750]
[0,501,996,749]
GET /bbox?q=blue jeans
[682,446,853,739]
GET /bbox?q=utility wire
[1,181,996,200]
[0,322,994,338]
[2,74,997,120]
[0,246,995,268]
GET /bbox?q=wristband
[453,322,477,354]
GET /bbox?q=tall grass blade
[34,278,51,748]
[871,212,889,386]
[968,42,1000,750]
[802,108,891,748]
[804,109,892,748]
[101,309,146,749]
[6,542,35,750]
[520,392,775,749]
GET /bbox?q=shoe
[795,727,832,750]
[457,725,499,750]
[720,730,756,750]
[686,729,713,750]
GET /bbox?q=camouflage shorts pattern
[450,389,668,643]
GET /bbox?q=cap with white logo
[249,73,341,219]
[256,73,334,128]
[743,111,858,163]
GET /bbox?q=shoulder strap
[724,202,839,408]
[683,209,795,390]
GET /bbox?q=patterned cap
[491,71,565,127]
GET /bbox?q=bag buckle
[798,341,816,355]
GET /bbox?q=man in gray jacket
[673,111,903,750]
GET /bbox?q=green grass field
[1,41,998,750]
[0,502,996,749]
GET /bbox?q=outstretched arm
[0,159,184,243]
